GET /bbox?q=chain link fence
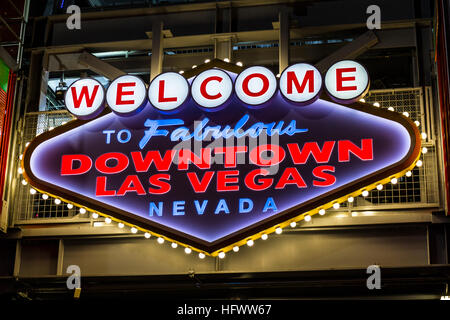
[12,87,440,222]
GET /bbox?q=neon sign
[22,59,421,256]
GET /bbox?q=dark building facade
[0,0,449,300]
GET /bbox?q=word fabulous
[64,60,369,120]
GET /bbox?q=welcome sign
[22,59,421,256]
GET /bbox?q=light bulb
[18,168,23,174]
[347,197,354,203]
[233,246,239,252]
[21,179,27,185]
[118,223,124,228]
[184,247,192,254]
[362,190,369,197]
[247,239,254,247]
[333,202,340,209]
[290,221,297,228]
[92,213,99,219]
[130,227,137,233]
[319,208,326,215]
[144,232,151,239]
[391,178,398,184]
[171,242,178,249]
[261,234,268,240]
[414,121,420,126]
[275,227,282,234]
[421,132,427,140]
[79,208,86,214]
[373,102,380,107]
[105,217,112,224]
[376,184,383,190]
[204,59,210,63]
[67,203,73,209]
[30,188,36,195]
[42,194,49,200]
[223,58,230,63]
[422,147,428,154]
[218,251,226,259]
[157,237,164,244]
[199,253,205,259]
[416,160,423,167]
[54,199,61,205]
[304,215,311,222]
[192,65,197,69]
[359,98,365,103]
[406,171,412,177]
[236,61,243,67]
[388,107,395,111]
[402,112,409,117]
[179,70,184,74]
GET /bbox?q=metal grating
[12,88,440,222]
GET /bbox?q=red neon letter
[116,82,135,105]
[158,80,177,103]
[117,175,146,196]
[336,68,357,91]
[131,150,175,172]
[287,141,335,164]
[61,154,92,175]
[95,176,116,196]
[217,170,239,192]
[242,73,269,97]
[95,152,129,174]
[70,85,99,108]
[149,174,171,194]
[245,169,273,191]
[200,76,222,100]
[287,70,314,94]
[338,139,373,162]
[186,171,215,193]
[275,167,307,189]
[312,165,336,187]
[249,144,285,166]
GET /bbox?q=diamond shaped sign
[22,61,421,255]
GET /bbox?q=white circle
[191,69,233,109]
[148,72,189,112]
[325,60,369,103]
[279,63,322,103]
[106,75,147,115]
[235,66,277,106]
[65,78,105,119]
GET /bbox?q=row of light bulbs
[18,100,426,259]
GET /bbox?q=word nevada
[64,60,369,119]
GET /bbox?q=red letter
[61,154,92,175]
[95,152,129,174]
[131,150,175,172]
[287,70,314,94]
[287,141,335,164]
[149,174,171,194]
[217,170,239,192]
[95,176,116,196]
[313,165,336,187]
[178,148,211,170]
[186,171,215,192]
[214,146,248,168]
[116,82,135,105]
[117,175,146,196]
[245,169,273,191]
[158,80,177,103]
[242,73,269,97]
[338,139,373,162]
[249,144,285,166]
[336,68,357,91]
[70,85,99,108]
[275,167,307,189]
[200,76,222,100]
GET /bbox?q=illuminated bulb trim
[359,98,365,103]
[199,252,206,259]
[421,132,427,140]
[233,246,239,252]
[118,223,124,228]
[192,65,197,69]
[105,217,112,224]
[416,159,423,167]
[290,221,297,228]
[304,215,311,222]
[144,232,151,239]
[157,237,164,244]
[171,242,178,248]
[275,227,282,234]
[66,203,73,209]
[179,70,184,74]
[204,59,210,63]
[79,208,86,214]
[30,188,36,195]
[261,234,268,240]
[18,168,23,174]
[223,58,230,63]
[54,199,61,205]
[402,111,409,117]
[184,247,192,254]
[391,177,398,184]
[422,147,428,154]
[406,171,412,177]
[236,62,243,67]
[42,194,49,200]
[373,102,380,107]
[388,107,394,111]
[21,179,27,185]
[130,227,137,233]
[347,197,354,203]
[92,213,99,219]
[247,239,254,247]
[376,184,383,190]
[218,251,225,259]
[414,121,420,127]
[333,202,340,209]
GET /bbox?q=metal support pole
[213,35,234,61]
[13,240,21,277]
[150,19,164,82]
[278,10,289,74]
[57,239,64,275]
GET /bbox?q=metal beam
[278,10,289,73]
[78,51,126,80]
[150,20,164,81]
[0,46,18,71]
[315,31,379,73]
